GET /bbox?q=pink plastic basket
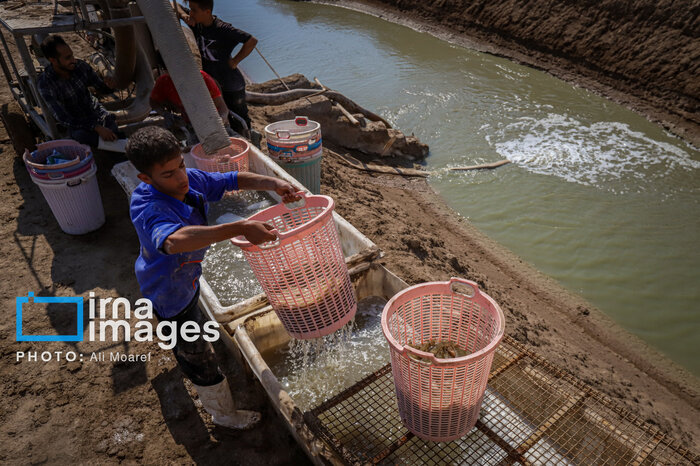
[231,193,356,339]
[190,137,249,173]
[381,278,505,442]
[27,159,95,180]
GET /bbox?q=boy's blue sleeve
[139,205,185,253]
[188,169,238,202]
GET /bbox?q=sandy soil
[1,21,698,466]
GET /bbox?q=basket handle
[276,129,291,140]
[233,193,333,249]
[258,228,281,250]
[282,191,307,210]
[448,277,481,298]
[256,192,309,249]
[47,172,66,180]
[401,345,439,366]
[295,116,308,126]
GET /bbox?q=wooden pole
[450,159,510,171]
[315,77,359,125]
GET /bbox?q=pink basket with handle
[231,193,356,339]
[381,278,505,442]
[190,137,249,173]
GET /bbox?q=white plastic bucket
[30,164,105,235]
[264,116,322,163]
[277,157,321,194]
[265,117,322,194]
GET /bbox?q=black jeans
[157,289,224,387]
[222,89,250,133]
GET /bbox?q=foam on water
[263,297,390,411]
[486,114,700,193]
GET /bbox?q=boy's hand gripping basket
[381,278,505,442]
[231,193,356,339]
[190,137,249,173]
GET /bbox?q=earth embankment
[323,0,700,145]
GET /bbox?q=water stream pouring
[231,192,356,339]
[381,278,505,442]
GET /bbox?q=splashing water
[263,297,390,411]
[486,114,700,193]
[202,191,275,306]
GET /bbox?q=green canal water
[205,0,700,375]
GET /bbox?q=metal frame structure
[305,335,700,465]
[0,1,144,139]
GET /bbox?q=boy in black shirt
[175,0,257,136]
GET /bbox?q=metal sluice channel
[303,335,699,465]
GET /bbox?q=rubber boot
[193,378,261,430]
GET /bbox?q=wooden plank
[333,151,431,178]
[335,102,360,126]
[450,159,511,171]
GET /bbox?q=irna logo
[15,292,219,349]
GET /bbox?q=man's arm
[81,61,114,95]
[237,172,300,202]
[228,37,258,70]
[172,1,194,26]
[163,219,276,254]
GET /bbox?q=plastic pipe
[135,0,230,154]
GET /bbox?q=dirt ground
[1,10,699,466]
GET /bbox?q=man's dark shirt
[189,17,252,92]
[37,59,112,131]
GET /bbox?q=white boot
[193,378,261,430]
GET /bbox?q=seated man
[37,35,118,147]
[149,68,231,140]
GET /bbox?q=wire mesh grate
[305,336,699,465]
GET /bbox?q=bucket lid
[264,116,320,141]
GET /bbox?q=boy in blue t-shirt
[127,126,298,429]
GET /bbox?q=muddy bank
[315,0,700,147]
